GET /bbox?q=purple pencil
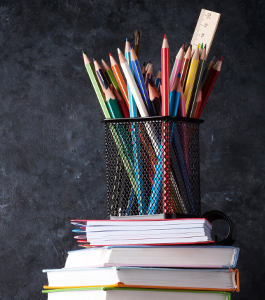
[170,45,184,90]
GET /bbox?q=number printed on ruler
[191,9,221,58]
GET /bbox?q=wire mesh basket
[104,116,203,217]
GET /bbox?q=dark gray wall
[0,0,264,299]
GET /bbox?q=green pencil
[83,51,110,119]
[82,51,137,193]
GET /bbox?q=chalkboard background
[0,0,264,299]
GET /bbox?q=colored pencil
[125,39,138,118]
[101,59,121,96]
[170,75,181,117]
[109,53,130,110]
[161,34,172,213]
[94,59,123,119]
[110,84,130,118]
[93,59,110,89]
[184,44,200,113]
[144,61,153,90]
[199,56,222,118]
[130,47,154,116]
[83,52,110,119]
[199,42,203,56]
[201,56,215,90]
[170,78,194,213]
[83,52,137,194]
[161,34,170,116]
[176,73,186,117]
[193,89,202,119]
[148,80,161,116]
[170,44,184,90]
[180,45,192,88]
[95,60,135,179]
[187,45,206,118]
[124,40,145,214]
[134,30,141,58]
[117,49,149,117]
[118,48,159,157]
[155,70,161,90]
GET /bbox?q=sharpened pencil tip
[93,58,96,62]
[126,38,128,42]
[164,34,167,39]
[82,50,85,54]
[117,48,121,54]
[219,55,223,61]
[109,53,112,57]
[182,44,184,49]
[197,44,200,49]
[201,43,203,49]
[204,44,207,49]
[130,46,132,50]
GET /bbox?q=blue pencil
[130,47,154,116]
[124,41,146,215]
[155,70,161,90]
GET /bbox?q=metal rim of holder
[103,116,204,124]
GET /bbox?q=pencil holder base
[104,116,203,218]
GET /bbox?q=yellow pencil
[184,44,200,112]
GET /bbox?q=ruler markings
[190,9,221,58]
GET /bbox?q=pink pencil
[170,45,184,90]
[161,34,170,116]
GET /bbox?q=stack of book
[42,218,240,299]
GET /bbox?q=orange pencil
[109,53,129,110]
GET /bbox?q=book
[71,218,213,246]
[64,246,239,269]
[43,287,231,300]
[43,266,239,292]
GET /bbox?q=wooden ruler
[190,9,221,58]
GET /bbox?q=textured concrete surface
[0,0,264,298]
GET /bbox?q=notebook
[71,218,213,246]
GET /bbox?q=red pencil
[161,34,170,116]
[198,56,222,118]
[193,89,202,119]
[161,34,172,213]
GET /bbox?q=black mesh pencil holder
[104,116,204,218]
